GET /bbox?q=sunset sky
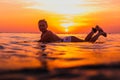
[0,0,120,33]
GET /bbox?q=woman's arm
[40,31,52,42]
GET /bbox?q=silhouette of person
[38,19,107,43]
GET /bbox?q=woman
[38,19,107,43]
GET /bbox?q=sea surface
[0,33,120,80]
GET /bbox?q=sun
[65,28,69,32]
[61,23,74,28]
[61,22,74,32]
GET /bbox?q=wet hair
[38,19,48,27]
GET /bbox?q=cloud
[21,0,120,15]
[1,0,119,15]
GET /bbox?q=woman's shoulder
[43,30,54,36]
[47,30,52,33]
[46,30,54,34]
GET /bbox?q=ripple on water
[3,50,16,53]
[46,57,84,61]
[80,44,109,49]
[11,47,23,50]
[0,45,4,49]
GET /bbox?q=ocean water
[0,33,120,80]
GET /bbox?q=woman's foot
[95,25,104,32]
[92,27,97,33]
[95,25,107,37]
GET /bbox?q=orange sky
[0,0,120,33]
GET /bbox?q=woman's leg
[85,28,97,41]
[89,28,107,43]
[70,28,97,42]
[71,36,84,42]
[70,26,107,42]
